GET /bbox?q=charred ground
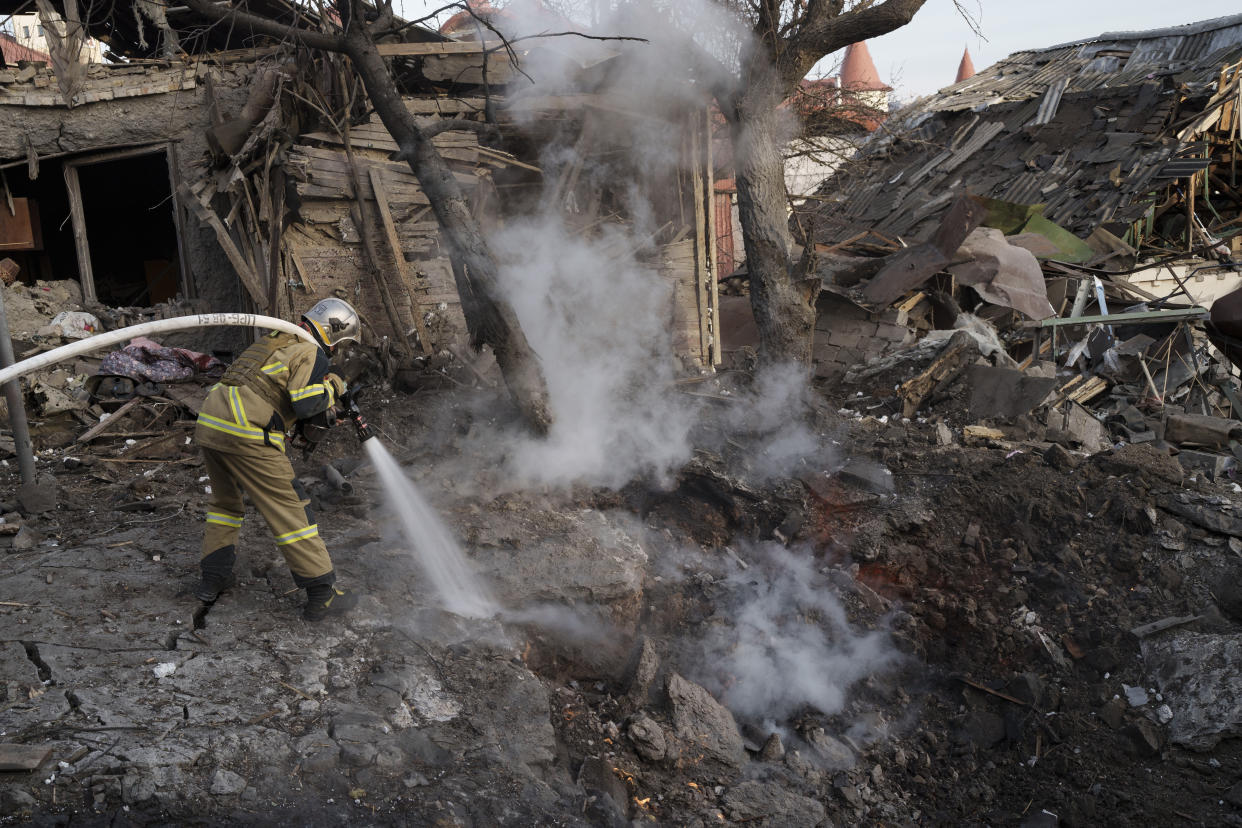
[0,371,1240,827]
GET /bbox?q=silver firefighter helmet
[301,298,360,348]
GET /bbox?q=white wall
[12,13,105,63]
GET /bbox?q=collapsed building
[0,0,724,402]
[797,12,1242,469]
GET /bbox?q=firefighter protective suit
[195,330,345,594]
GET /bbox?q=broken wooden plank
[1130,615,1202,639]
[1067,376,1109,405]
[369,167,434,356]
[421,53,517,85]
[898,330,980,418]
[962,424,1006,441]
[0,743,52,771]
[76,397,141,444]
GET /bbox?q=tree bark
[719,0,932,370]
[728,60,818,367]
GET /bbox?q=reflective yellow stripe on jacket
[289,381,335,405]
[196,384,286,451]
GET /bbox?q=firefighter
[193,298,361,621]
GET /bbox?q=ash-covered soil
[1,373,1241,827]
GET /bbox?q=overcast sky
[399,1,1236,101]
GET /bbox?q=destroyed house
[801,13,1242,380]
[0,1,722,371]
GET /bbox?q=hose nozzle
[339,387,374,443]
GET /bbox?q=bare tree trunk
[729,67,817,367]
[338,4,551,432]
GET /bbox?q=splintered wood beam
[368,167,434,356]
[899,331,979,418]
[180,185,267,307]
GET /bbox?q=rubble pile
[800,192,1242,486]
[0,368,1236,825]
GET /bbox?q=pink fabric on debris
[97,336,225,384]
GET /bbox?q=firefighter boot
[303,585,359,621]
[195,546,237,603]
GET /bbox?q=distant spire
[840,41,886,91]
[956,47,976,83]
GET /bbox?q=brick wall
[813,292,914,379]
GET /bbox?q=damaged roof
[0,0,447,59]
[806,13,1242,245]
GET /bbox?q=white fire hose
[0,313,314,387]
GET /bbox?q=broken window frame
[61,142,193,305]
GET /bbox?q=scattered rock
[0,788,36,812]
[626,638,660,709]
[627,713,667,762]
[1122,719,1163,756]
[959,711,1006,748]
[836,783,863,809]
[1142,631,1242,749]
[577,756,630,823]
[837,458,894,494]
[805,727,856,769]
[1099,697,1126,730]
[758,732,785,762]
[1044,443,1080,471]
[209,768,246,796]
[16,477,57,515]
[722,780,827,828]
[1218,569,1242,624]
[12,525,40,551]
[666,673,746,768]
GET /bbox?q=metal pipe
[0,313,314,388]
[0,285,34,484]
[322,463,352,495]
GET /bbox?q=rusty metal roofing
[805,14,1242,246]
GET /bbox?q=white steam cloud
[694,544,898,722]
[491,219,697,488]
[471,1,829,489]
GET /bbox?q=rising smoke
[692,543,900,723]
[464,2,893,725]
[476,0,824,488]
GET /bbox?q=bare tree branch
[781,0,929,89]
[181,0,345,53]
